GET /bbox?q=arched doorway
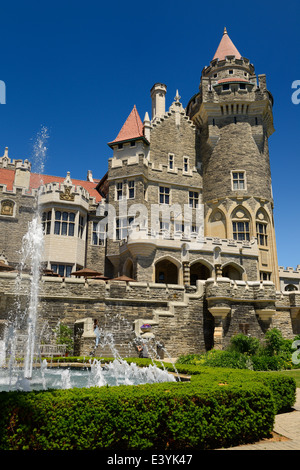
[123,258,134,279]
[190,262,211,285]
[222,263,243,280]
[155,258,179,284]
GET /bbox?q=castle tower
[187,28,279,288]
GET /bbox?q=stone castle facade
[0,29,299,357]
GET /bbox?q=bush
[0,373,276,450]
[229,333,260,356]
[0,362,295,450]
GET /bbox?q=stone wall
[0,272,298,359]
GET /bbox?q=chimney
[150,83,167,121]
[14,159,31,189]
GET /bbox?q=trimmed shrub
[0,364,295,450]
[0,378,275,450]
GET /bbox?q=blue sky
[0,0,299,268]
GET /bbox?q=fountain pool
[0,128,178,393]
[0,358,176,392]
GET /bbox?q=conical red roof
[213,28,242,61]
[108,105,144,145]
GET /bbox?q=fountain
[0,128,177,392]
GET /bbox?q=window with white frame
[232,171,246,190]
[189,191,199,208]
[115,216,134,240]
[159,186,170,204]
[175,222,185,233]
[51,263,73,278]
[160,220,170,232]
[128,180,135,199]
[92,221,106,245]
[54,211,75,236]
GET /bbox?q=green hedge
[0,379,275,450]
[0,363,296,450]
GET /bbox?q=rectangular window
[175,222,184,233]
[232,221,250,241]
[256,223,268,246]
[54,211,75,236]
[232,171,246,190]
[160,221,170,232]
[189,191,199,208]
[128,180,135,199]
[223,84,230,91]
[183,157,189,172]
[78,215,85,238]
[116,216,134,240]
[159,186,170,204]
[92,221,106,245]
[239,83,246,90]
[260,271,271,281]
[51,263,73,278]
[42,210,52,235]
[168,154,174,170]
[116,182,123,200]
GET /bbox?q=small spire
[143,111,150,123]
[174,90,181,103]
[223,27,228,35]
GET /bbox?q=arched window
[256,209,269,246]
[231,207,251,241]
[285,284,298,292]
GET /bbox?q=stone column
[208,306,231,350]
[182,261,190,286]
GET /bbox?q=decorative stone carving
[1,200,14,216]
[60,186,75,201]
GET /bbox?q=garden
[0,328,298,451]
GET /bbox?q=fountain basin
[0,359,177,391]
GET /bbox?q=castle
[0,29,299,357]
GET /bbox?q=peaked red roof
[30,173,102,202]
[108,105,145,146]
[0,167,102,202]
[213,28,242,61]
